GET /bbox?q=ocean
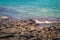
[0,0,60,20]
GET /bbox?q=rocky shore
[0,16,60,40]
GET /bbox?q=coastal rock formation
[0,16,60,40]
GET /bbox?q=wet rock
[0,16,60,40]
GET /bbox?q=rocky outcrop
[0,16,60,40]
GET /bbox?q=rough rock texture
[0,16,60,40]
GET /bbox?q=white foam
[34,19,53,24]
[1,16,9,19]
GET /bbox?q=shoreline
[0,16,60,27]
[0,16,60,23]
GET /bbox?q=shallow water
[0,0,60,20]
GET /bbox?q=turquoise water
[0,0,60,19]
